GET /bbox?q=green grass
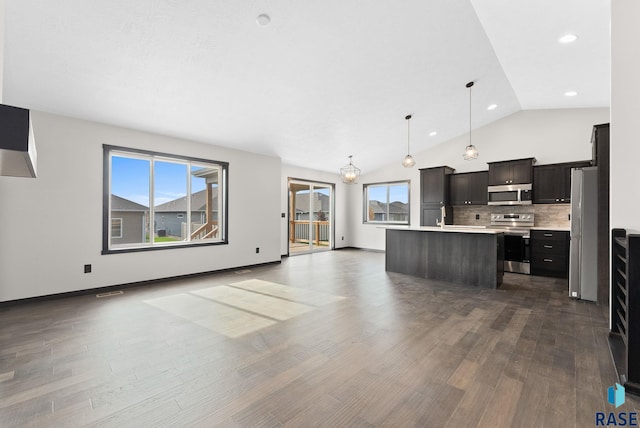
[155,236,180,242]
[145,234,181,243]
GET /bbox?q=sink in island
[385,227,505,288]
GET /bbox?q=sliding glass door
[288,179,333,255]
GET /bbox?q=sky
[368,183,409,204]
[112,155,405,207]
[111,156,207,206]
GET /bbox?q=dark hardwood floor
[0,249,637,427]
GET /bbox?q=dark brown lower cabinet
[385,228,503,289]
[530,230,569,278]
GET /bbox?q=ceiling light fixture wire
[463,81,479,161]
[402,114,416,168]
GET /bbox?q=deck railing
[289,220,330,245]
[182,221,219,241]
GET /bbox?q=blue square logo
[608,383,625,408]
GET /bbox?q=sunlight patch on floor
[144,293,276,338]
[229,279,347,306]
[192,285,313,321]
[143,280,345,338]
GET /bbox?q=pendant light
[463,81,479,161]
[340,155,361,184]
[402,114,416,168]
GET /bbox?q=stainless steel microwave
[487,183,533,205]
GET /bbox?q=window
[363,181,410,224]
[111,218,123,238]
[103,145,228,253]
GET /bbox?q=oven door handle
[523,237,531,262]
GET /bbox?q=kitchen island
[385,227,504,288]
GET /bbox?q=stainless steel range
[490,213,535,275]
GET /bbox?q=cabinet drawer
[531,242,567,257]
[531,230,568,242]
[531,256,568,277]
[531,254,567,267]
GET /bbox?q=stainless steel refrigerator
[569,167,598,301]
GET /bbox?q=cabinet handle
[555,198,559,202]
[560,198,565,202]
[544,233,553,237]
[544,258,553,262]
[544,245,553,249]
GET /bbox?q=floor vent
[235,269,252,274]
[96,290,124,298]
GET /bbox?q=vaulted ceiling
[3,0,610,173]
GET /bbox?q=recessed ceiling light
[558,34,578,44]
[564,91,578,97]
[429,131,437,137]
[487,104,498,110]
[256,14,271,26]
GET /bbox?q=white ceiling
[2,1,609,174]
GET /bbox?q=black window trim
[102,144,229,255]
[362,179,411,225]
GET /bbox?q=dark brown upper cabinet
[420,166,454,226]
[487,158,535,186]
[449,171,488,205]
[533,161,591,204]
[420,166,454,206]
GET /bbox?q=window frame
[111,218,123,239]
[362,180,410,225]
[102,145,229,254]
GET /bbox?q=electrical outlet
[255,247,260,254]
[84,264,92,273]
[341,236,344,240]
[475,214,480,220]
[281,213,286,218]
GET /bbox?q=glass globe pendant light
[402,114,416,168]
[463,81,479,161]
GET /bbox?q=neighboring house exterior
[367,200,408,222]
[154,189,218,238]
[110,195,148,245]
[294,192,330,221]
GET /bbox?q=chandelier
[340,155,361,184]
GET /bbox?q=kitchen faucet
[435,205,446,228]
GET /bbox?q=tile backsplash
[453,204,571,228]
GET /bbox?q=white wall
[350,107,610,251]
[0,112,282,302]
[280,164,351,255]
[0,0,4,102]
[611,0,640,233]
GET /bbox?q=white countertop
[385,226,503,235]
[384,225,570,234]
